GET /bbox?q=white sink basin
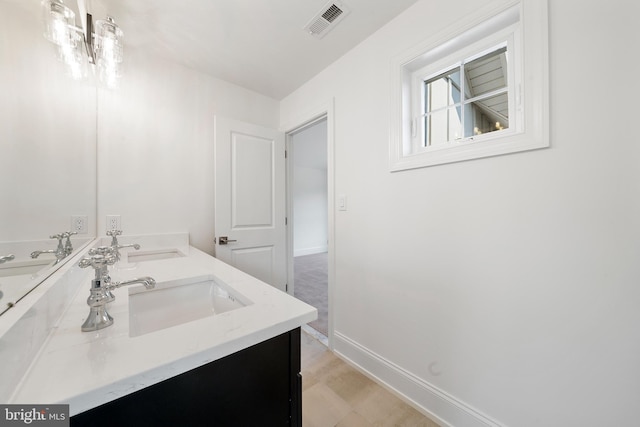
[126,249,185,263]
[128,275,251,337]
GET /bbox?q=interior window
[422,45,508,147]
[389,1,549,171]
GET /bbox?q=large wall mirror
[0,0,97,315]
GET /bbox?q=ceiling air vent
[304,1,350,39]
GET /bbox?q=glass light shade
[41,3,125,89]
[94,17,124,65]
[42,0,75,46]
[59,30,88,80]
[97,62,121,89]
[94,17,123,89]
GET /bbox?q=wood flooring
[301,331,441,427]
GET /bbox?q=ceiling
[96,0,421,99]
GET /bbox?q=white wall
[97,47,280,255]
[281,1,640,426]
[10,0,638,423]
[0,0,96,243]
[292,120,328,256]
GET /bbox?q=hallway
[294,252,328,337]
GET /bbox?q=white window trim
[389,0,549,171]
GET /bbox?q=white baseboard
[333,331,505,427]
[294,246,328,257]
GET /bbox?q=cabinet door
[71,329,302,427]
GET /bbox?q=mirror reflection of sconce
[42,0,123,88]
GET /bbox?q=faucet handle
[62,231,77,256]
[106,229,122,246]
[88,246,116,256]
[0,254,15,264]
[79,253,117,270]
[49,234,65,253]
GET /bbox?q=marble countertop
[8,243,317,416]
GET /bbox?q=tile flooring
[301,331,441,427]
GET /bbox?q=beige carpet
[294,252,328,336]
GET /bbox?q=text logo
[0,405,69,426]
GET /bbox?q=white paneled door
[214,117,287,293]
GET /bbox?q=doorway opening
[288,117,329,344]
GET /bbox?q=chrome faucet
[31,233,67,265]
[78,248,155,332]
[0,254,15,264]
[106,229,141,261]
[112,277,156,288]
[62,231,77,257]
[87,246,117,302]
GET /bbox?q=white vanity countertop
[8,247,317,416]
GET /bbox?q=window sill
[389,128,548,172]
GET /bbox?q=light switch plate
[338,195,347,211]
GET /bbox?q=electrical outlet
[106,215,121,231]
[71,215,88,234]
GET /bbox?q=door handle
[217,236,237,245]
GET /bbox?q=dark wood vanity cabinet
[71,328,302,427]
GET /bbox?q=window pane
[464,47,507,98]
[426,110,448,146]
[426,107,463,146]
[449,69,461,105]
[424,68,460,112]
[463,92,509,137]
[451,81,461,105]
[448,107,463,141]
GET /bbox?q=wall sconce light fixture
[42,0,123,88]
